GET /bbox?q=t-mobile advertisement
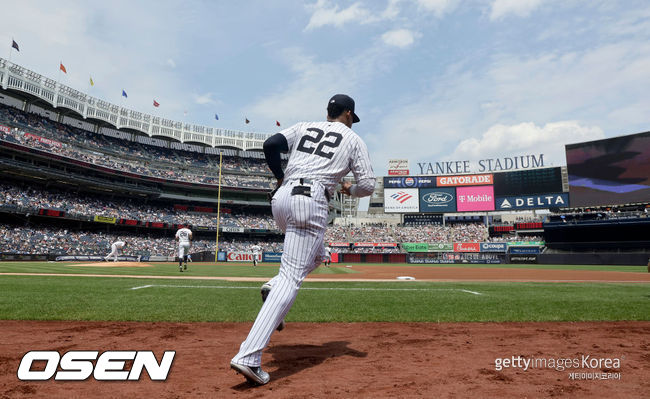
[456,185,495,212]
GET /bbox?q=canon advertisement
[419,187,457,213]
[226,252,262,262]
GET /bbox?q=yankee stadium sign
[417,154,545,175]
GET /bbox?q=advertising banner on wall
[388,159,410,175]
[226,252,262,262]
[509,247,542,254]
[221,226,245,233]
[436,174,493,186]
[384,188,419,213]
[328,242,350,248]
[401,243,430,252]
[453,242,481,252]
[495,193,569,210]
[262,252,282,262]
[353,242,398,248]
[0,125,10,133]
[383,176,436,188]
[93,215,116,224]
[419,187,457,213]
[480,242,507,252]
[456,185,495,212]
[429,243,454,252]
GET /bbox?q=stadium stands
[0,104,277,189]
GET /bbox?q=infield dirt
[1,320,648,398]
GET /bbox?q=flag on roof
[89,76,94,86]
[245,118,250,124]
[153,99,160,107]
[122,90,128,98]
[59,62,67,74]
[276,120,281,127]
[11,40,19,52]
[215,113,219,121]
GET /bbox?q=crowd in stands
[0,183,277,230]
[0,105,275,189]
[0,224,283,256]
[326,223,490,243]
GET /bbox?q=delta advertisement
[456,185,495,212]
[495,193,569,210]
[419,187,457,213]
[384,188,419,213]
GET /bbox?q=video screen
[566,131,650,207]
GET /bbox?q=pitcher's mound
[71,261,153,267]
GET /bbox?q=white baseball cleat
[230,361,270,385]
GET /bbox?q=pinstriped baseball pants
[232,180,328,367]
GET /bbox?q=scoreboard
[384,167,567,213]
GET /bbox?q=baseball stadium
[2,3,650,398]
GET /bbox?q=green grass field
[1,262,648,323]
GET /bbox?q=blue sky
[3,0,650,176]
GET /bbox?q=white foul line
[129,284,484,295]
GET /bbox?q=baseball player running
[323,245,331,267]
[230,94,375,385]
[251,244,262,267]
[175,226,193,272]
[104,239,126,262]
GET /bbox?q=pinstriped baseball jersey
[232,117,375,374]
[280,121,375,195]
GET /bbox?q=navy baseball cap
[329,94,360,123]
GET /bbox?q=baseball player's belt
[292,178,331,201]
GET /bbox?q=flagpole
[8,39,13,64]
[214,152,223,263]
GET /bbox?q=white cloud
[416,0,458,18]
[367,35,650,174]
[490,0,543,21]
[381,29,417,48]
[166,58,176,68]
[305,1,370,30]
[194,92,218,106]
[304,0,402,30]
[449,121,605,166]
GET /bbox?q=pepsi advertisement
[384,176,436,188]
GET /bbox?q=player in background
[230,94,375,386]
[323,245,331,267]
[104,239,126,262]
[175,226,193,272]
[251,244,262,267]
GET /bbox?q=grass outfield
[0,274,648,323]
[0,261,647,276]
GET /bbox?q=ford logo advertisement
[422,192,453,204]
[419,188,457,213]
